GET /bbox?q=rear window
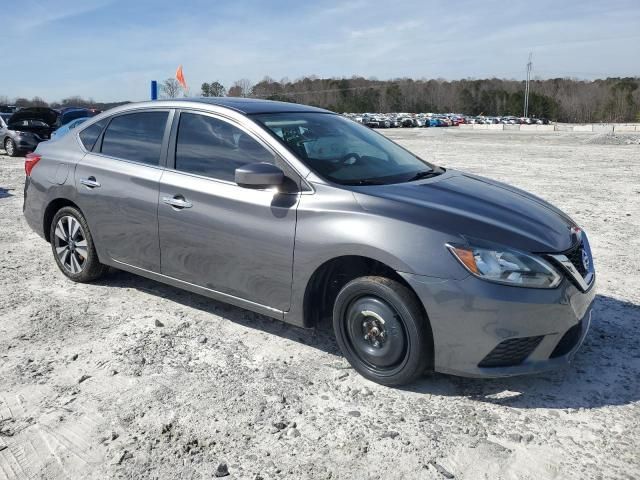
[60,109,90,126]
[100,112,168,166]
[79,119,108,150]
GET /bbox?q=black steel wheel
[333,276,432,386]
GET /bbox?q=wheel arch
[302,254,428,329]
[43,198,82,243]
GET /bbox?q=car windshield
[252,112,440,185]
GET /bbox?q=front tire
[333,276,432,386]
[4,138,18,157]
[50,206,108,282]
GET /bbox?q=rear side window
[79,119,108,151]
[175,113,275,182]
[101,111,168,166]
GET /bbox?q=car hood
[352,170,577,253]
[8,108,59,127]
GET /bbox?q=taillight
[25,153,42,176]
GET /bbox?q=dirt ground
[1,129,639,480]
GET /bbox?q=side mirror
[235,162,284,189]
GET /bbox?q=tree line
[155,75,640,123]
[247,76,640,122]
[4,76,639,123]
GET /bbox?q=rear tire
[50,206,108,282]
[333,276,432,386]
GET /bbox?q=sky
[3,0,639,102]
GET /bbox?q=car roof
[59,107,90,113]
[168,97,333,115]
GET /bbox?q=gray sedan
[22,98,595,385]
[1,107,60,156]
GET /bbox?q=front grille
[550,321,583,358]
[564,242,587,276]
[478,336,544,368]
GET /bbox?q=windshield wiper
[344,178,389,186]
[405,169,441,182]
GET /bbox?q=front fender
[284,183,468,327]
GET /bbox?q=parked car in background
[51,117,89,140]
[400,117,416,128]
[58,107,96,126]
[23,98,594,386]
[364,116,390,128]
[0,113,11,150]
[0,105,18,114]
[1,107,61,156]
[1,107,96,156]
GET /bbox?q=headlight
[447,243,561,288]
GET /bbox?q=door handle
[80,176,101,188]
[162,196,193,209]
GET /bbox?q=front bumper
[400,272,595,378]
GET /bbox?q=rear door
[75,109,172,272]
[158,110,299,311]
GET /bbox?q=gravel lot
[1,129,639,479]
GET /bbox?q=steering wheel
[339,152,361,165]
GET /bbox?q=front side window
[252,112,439,185]
[174,113,275,182]
[101,111,168,166]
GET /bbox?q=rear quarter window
[79,119,108,151]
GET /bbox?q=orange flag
[176,65,188,90]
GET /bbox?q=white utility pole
[524,52,532,117]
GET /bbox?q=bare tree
[161,78,182,99]
[227,85,242,97]
[59,96,92,108]
[229,78,253,98]
[28,96,48,107]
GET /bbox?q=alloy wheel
[53,215,88,274]
[5,139,15,156]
